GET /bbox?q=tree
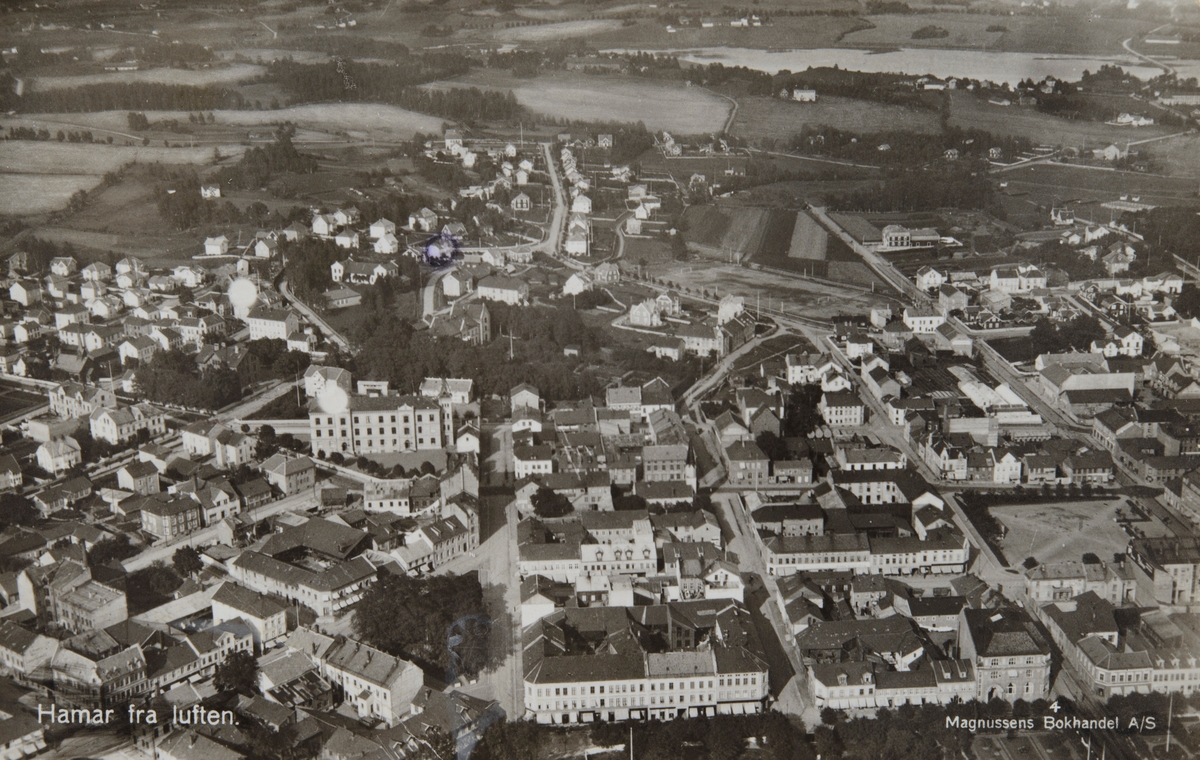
[755,431,790,461]
[352,572,489,676]
[784,383,824,437]
[214,650,259,695]
[531,486,571,518]
[89,534,140,566]
[256,425,279,460]
[0,492,38,529]
[172,545,203,577]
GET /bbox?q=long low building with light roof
[523,600,770,724]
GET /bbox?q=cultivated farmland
[29,64,265,91]
[496,19,625,42]
[10,105,445,142]
[730,95,941,143]
[788,211,829,260]
[948,91,1173,148]
[0,142,238,175]
[428,71,731,134]
[683,204,768,261]
[0,175,104,215]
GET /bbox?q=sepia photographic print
[0,1,1198,759]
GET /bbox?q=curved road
[279,278,353,352]
[1123,37,1175,76]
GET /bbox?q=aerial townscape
[1,1,1200,760]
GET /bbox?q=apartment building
[958,607,1052,702]
[309,394,443,457]
[523,601,769,724]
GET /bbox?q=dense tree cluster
[831,159,995,212]
[172,545,203,577]
[350,301,607,402]
[0,493,39,531]
[1028,314,1105,355]
[214,650,259,695]
[88,534,141,567]
[531,486,571,518]
[784,383,824,437]
[352,572,491,676]
[4,79,246,114]
[266,60,522,124]
[124,563,183,614]
[134,349,243,411]
[211,127,318,191]
[283,238,343,303]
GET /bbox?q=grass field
[0,383,49,421]
[29,64,265,91]
[496,19,625,42]
[9,104,445,142]
[572,14,868,52]
[0,175,105,215]
[755,208,796,263]
[995,162,1200,229]
[788,211,829,261]
[839,12,1157,55]
[0,142,233,175]
[949,91,1174,148]
[731,95,941,144]
[683,204,768,260]
[428,71,731,134]
[1138,133,1200,179]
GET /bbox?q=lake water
[603,46,1200,86]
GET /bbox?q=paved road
[1123,36,1175,75]
[711,492,813,722]
[682,326,779,410]
[810,205,930,305]
[279,278,352,352]
[121,487,321,571]
[536,142,565,257]
[422,267,450,319]
[217,379,293,422]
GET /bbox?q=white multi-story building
[246,307,300,341]
[309,394,443,457]
[524,601,769,725]
[89,403,166,445]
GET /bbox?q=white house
[477,276,529,305]
[374,233,399,255]
[204,236,230,256]
[915,267,946,292]
[369,218,396,240]
[36,437,81,474]
[312,214,338,236]
[511,193,531,212]
[563,272,593,296]
[409,208,438,233]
